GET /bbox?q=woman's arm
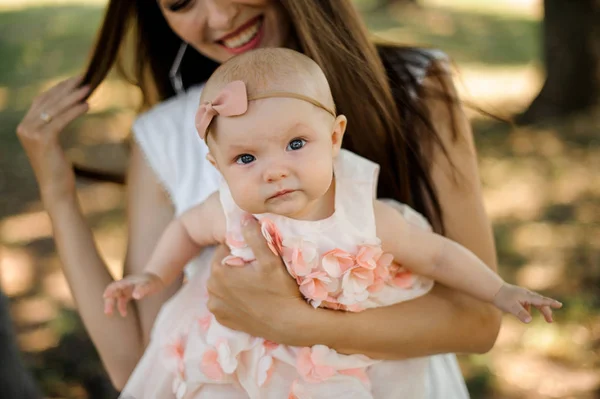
[54,145,179,389]
[122,143,182,349]
[207,64,502,359]
[209,216,499,359]
[16,77,178,389]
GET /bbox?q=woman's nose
[204,0,239,31]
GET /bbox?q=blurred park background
[0,0,598,398]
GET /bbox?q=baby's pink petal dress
[120,150,435,399]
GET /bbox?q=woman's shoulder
[130,84,220,214]
[133,84,204,136]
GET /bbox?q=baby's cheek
[305,159,334,196]
[230,184,263,214]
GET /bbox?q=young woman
[16,1,501,397]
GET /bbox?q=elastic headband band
[195,80,336,140]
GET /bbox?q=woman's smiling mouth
[217,16,264,54]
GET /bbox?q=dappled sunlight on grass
[366,4,541,66]
[43,268,75,308]
[492,351,600,398]
[455,64,544,117]
[421,0,542,20]
[516,259,563,291]
[0,246,36,296]
[0,210,53,245]
[11,295,59,327]
[18,324,59,353]
[0,86,8,111]
[475,109,600,396]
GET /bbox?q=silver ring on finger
[40,111,52,123]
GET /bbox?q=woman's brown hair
[81,0,450,233]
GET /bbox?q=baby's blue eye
[235,154,255,165]
[287,139,306,151]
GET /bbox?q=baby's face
[208,97,345,220]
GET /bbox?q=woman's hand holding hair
[16,76,90,206]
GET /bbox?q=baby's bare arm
[373,200,561,323]
[145,192,226,285]
[180,191,227,246]
[374,199,504,302]
[104,192,226,315]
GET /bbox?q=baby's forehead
[211,100,324,142]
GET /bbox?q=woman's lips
[217,16,264,55]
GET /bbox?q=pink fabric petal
[221,255,246,267]
[288,379,312,399]
[322,249,355,278]
[225,231,246,249]
[172,375,187,399]
[355,245,382,270]
[345,303,365,312]
[391,270,415,288]
[260,218,283,255]
[299,272,333,302]
[282,238,318,277]
[165,334,187,378]
[296,347,336,383]
[198,314,212,332]
[368,263,391,293]
[200,348,225,381]
[377,252,394,268]
[339,368,370,384]
[216,339,238,374]
[264,340,280,351]
[257,354,274,387]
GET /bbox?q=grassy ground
[0,1,598,398]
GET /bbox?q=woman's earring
[169,42,188,94]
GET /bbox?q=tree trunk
[518,0,599,124]
[0,290,41,399]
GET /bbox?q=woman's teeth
[222,19,261,49]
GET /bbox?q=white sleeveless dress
[126,51,470,399]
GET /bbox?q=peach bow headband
[195,80,336,140]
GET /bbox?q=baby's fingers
[526,291,562,309]
[103,282,128,316]
[132,281,154,300]
[104,296,116,316]
[117,290,133,317]
[535,305,554,323]
[510,302,533,323]
[103,281,123,299]
[112,282,134,317]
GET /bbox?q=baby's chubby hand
[492,283,562,323]
[103,272,164,317]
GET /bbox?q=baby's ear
[206,153,219,170]
[331,114,347,157]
